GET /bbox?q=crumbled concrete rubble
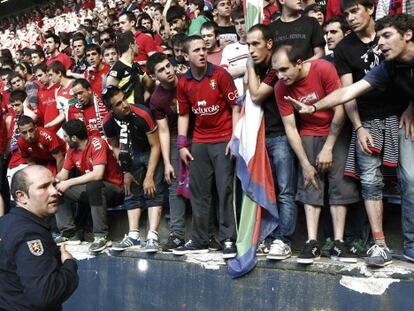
[66,243,96,260]
[183,252,226,270]
[340,276,399,295]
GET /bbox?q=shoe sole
[297,256,320,264]
[111,245,141,252]
[331,256,358,263]
[89,241,112,253]
[140,248,159,253]
[365,260,393,268]
[173,249,209,255]
[404,255,414,262]
[223,253,237,259]
[267,254,291,260]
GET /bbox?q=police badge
[27,239,44,256]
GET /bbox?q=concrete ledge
[64,244,414,311]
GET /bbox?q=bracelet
[177,135,189,150]
[355,125,363,132]
[311,104,317,113]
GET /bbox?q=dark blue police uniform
[0,207,79,310]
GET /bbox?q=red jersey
[18,127,66,175]
[63,137,123,187]
[56,81,77,118]
[134,31,158,64]
[275,60,341,137]
[37,83,61,133]
[177,63,238,143]
[84,64,110,98]
[1,91,11,115]
[68,94,108,138]
[46,53,73,71]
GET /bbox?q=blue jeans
[398,128,414,247]
[265,136,298,244]
[355,122,384,200]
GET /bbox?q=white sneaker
[266,239,292,260]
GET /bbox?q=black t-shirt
[256,64,285,138]
[334,32,408,120]
[103,104,156,152]
[71,57,89,74]
[269,15,325,60]
[108,60,146,106]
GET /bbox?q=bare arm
[56,164,106,193]
[45,112,65,128]
[156,118,175,183]
[282,114,319,189]
[143,129,161,197]
[246,56,274,103]
[52,151,65,173]
[177,113,193,164]
[341,74,362,128]
[305,46,325,62]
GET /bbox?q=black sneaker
[222,239,237,259]
[89,235,111,253]
[330,240,357,263]
[365,244,392,268]
[55,230,82,246]
[297,240,321,264]
[172,240,209,256]
[208,237,222,251]
[162,233,185,251]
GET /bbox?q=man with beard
[44,33,73,71]
[17,115,66,176]
[68,79,108,138]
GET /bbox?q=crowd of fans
[1,0,414,270]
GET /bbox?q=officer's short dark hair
[11,169,30,201]
[147,52,168,75]
[17,115,35,127]
[182,35,204,53]
[73,78,91,90]
[102,86,124,109]
[62,119,89,140]
[10,89,27,103]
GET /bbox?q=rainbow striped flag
[228,92,279,278]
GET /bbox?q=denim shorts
[122,150,165,210]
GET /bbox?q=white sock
[128,230,140,240]
[147,230,159,241]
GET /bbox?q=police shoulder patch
[27,239,44,256]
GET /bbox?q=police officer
[0,165,79,310]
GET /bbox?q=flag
[227,92,279,278]
[243,0,264,30]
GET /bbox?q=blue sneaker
[111,235,141,251]
[404,247,414,262]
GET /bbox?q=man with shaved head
[0,165,79,310]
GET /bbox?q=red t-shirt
[207,49,223,66]
[63,137,123,187]
[84,64,110,98]
[2,91,11,115]
[18,127,66,175]
[177,63,238,143]
[56,81,77,117]
[37,83,61,133]
[46,53,73,71]
[134,31,158,63]
[68,94,109,138]
[275,60,341,137]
